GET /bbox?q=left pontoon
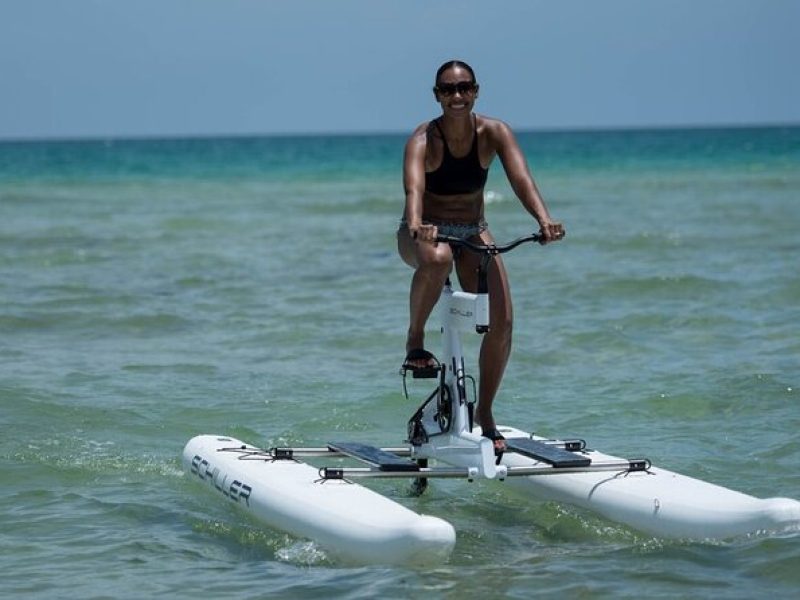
[182,435,455,565]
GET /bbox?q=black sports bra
[425,117,489,195]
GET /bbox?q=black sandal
[401,349,440,379]
[482,427,507,463]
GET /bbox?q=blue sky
[1,0,798,139]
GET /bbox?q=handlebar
[436,233,542,255]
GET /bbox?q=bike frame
[406,233,541,479]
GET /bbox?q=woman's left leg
[454,229,513,444]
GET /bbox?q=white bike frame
[405,234,540,479]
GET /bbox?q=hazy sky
[2,0,798,139]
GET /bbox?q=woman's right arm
[403,126,437,242]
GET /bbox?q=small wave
[484,190,506,204]
[189,518,331,565]
[275,540,330,566]
[587,274,735,300]
[112,313,192,332]
[0,311,192,336]
[8,433,183,480]
[121,363,218,375]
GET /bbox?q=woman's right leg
[397,227,453,366]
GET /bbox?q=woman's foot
[481,426,507,454]
[403,348,438,369]
[401,348,440,378]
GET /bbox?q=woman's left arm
[493,120,564,243]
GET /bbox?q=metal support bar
[506,459,650,475]
[319,459,650,481]
[322,466,477,480]
[270,446,412,460]
[270,441,585,460]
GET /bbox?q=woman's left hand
[539,221,566,244]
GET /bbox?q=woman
[397,60,565,452]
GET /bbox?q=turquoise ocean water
[1,126,798,598]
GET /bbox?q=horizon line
[1,120,798,145]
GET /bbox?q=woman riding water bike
[398,59,565,453]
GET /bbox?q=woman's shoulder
[406,119,441,148]
[476,114,516,147]
[409,119,440,136]
[476,114,513,136]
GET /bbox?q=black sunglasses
[435,81,477,96]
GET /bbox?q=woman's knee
[416,245,453,274]
[398,229,454,274]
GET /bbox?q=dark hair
[435,60,477,86]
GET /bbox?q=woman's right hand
[411,223,439,243]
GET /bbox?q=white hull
[494,426,800,540]
[183,429,800,565]
[182,435,455,565]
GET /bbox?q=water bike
[183,233,800,565]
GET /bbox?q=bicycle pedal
[412,365,441,379]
